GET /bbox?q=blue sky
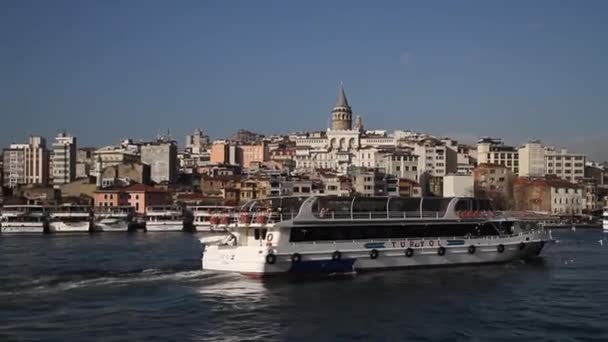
[1,0,607,159]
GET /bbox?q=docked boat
[200,196,554,277]
[603,207,608,232]
[145,206,185,232]
[48,204,93,233]
[0,205,48,233]
[187,205,236,232]
[93,206,134,232]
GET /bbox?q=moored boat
[93,206,134,232]
[0,205,48,233]
[603,207,608,232]
[144,205,185,232]
[200,196,554,277]
[187,205,236,232]
[49,204,93,233]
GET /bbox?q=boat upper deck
[238,195,496,223]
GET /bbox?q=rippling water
[1,230,607,341]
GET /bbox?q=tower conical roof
[335,83,350,107]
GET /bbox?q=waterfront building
[544,148,585,183]
[2,145,26,188]
[52,132,77,186]
[513,177,583,216]
[94,143,140,178]
[348,167,387,197]
[76,147,96,179]
[443,174,474,197]
[99,161,151,188]
[398,178,422,198]
[477,137,519,174]
[518,140,546,177]
[140,140,178,184]
[413,138,455,177]
[2,137,50,188]
[473,163,515,210]
[239,142,270,169]
[125,183,171,214]
[456,144,477,174]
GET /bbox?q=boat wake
[0,267,229,296]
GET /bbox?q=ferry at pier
[145,206,185,232]
[199,196,554,277]
[48,205,93,233]
[603,207,608,232]
[93,206,134,232]
[187,205,236,232]
[0,205,48,233]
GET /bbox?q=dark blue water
[1,230,607,342]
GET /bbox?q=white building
[443,174,474,197]
[545,148,585,183]
[141,141,178,184]
[477,137,519,174]
[550,182,583,215]
[518,140,546,177]
[52,132,77,186]
[414,138,454,177]
[3,137,50,187]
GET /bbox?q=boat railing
[313,210,447,220]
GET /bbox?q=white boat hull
[202,233,550,277]
[1,223,45,233]
[94,220,130,232]
[49,221,91,233]
[146,222,184,232]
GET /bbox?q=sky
[1,0,607,160]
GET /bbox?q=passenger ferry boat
[0,205,48,233]
[188,205,236,232]
[93,206,134,232]
[603,207,608,232]
[200,196,554,277]
[48,205,93,233]
[145,206,185,232]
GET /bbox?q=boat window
[254,229,260,240]
[455,199,471,211]
[387,198,421,216]
[260,229,267,240]
[421,198,451,213]
[289,223,498,242]
[314,197,352,218]
[352,197,388,212]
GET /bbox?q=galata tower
[331,83,353,130]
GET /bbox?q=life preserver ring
[265,253,276,264]
[497,244,505,253]
[437,247,446,256]
[332,251,341,260]
[266,233,274,242]
[405,248,414,257]
[519,242,526,250]
[291,253,302,263]
[468,245,476,254]
[370,249,379,259]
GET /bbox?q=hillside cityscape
[2,84,607,219]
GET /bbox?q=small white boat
[49,205,92,233]
[0,205,48,233]
[187,205,235,232]
[603,207,608,232]
[93,206,134,232]
[145,206,185,232]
